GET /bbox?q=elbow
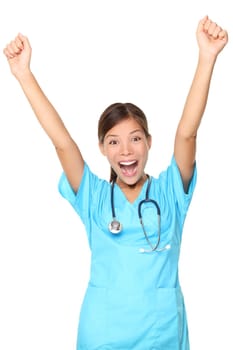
[54,136,76,152]
[176,127,197,143]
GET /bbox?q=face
[99,117,152,186]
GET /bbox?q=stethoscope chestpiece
[108,219,122,234]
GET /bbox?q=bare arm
[174,16,228,192]
[3,34,84,193]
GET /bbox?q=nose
[120,141,133,155]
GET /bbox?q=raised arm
[174,16,228,192]
[3,33,84,193]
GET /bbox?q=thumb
[197,15,208,33]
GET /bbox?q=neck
[116,174,148,190]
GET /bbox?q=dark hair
[98,102,150,182]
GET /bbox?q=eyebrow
[105,129,144,139]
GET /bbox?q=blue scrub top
[58,156,197,350]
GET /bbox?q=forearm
[177,53,216,138]
[17,69,72,149]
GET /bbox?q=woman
[3,15,228,350]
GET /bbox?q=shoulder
[58,162,110,205]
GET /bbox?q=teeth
[119,161,136,166]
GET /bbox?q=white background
[0,1,232,349]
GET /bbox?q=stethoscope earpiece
[108,219,122,234]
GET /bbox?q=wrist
[198,51,217,67]
[14,68,33,83]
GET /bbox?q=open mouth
[119,160,138,177]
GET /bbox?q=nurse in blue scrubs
[4,15,228,349]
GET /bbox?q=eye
[131,136,142,142]
[109,139,119,145]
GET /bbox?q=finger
[6,42,21,58]
[207,22,218,36]
[212,25,222,39]
[15,35,24,50]
[199,15,208,26]
[203,18,212,32]
[18,33,31,51]
[3,46,16,59]
[5,43,17,57]
[3,39,22,59]
[3,47,12,59]
[10,40,22,54]
[218,29,228,42]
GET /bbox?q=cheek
[104,149,117,163]
[139,143,150,156]
[100,144,116,158]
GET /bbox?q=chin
[118,173,144,187]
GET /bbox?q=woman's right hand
[3,33,32,79]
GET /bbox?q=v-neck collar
[113,176,150,206]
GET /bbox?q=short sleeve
[170,155,197,212]
[58,163,102,240]
[158,155,197,221]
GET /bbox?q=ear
[147,135,152,149]
[99,142,106,156]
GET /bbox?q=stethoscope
[108,176,171,253]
